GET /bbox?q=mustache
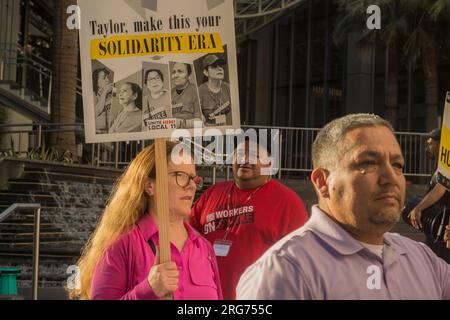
[237,164,254,168]
[235,161,255,167]
[372,191,402,202]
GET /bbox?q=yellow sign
[440,125,450,171]
[437,92,450,190]
[90,33,224,59]
[78,0,241,143]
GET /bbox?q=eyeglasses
[169,171,203,190]
[148,76,162,82]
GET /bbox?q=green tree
[334,0,450,130]
[403,0,450,130]
[333,0,409,128]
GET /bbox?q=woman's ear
[311,168,330,199]
[145,179,155,197]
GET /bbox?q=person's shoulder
[198,82,208,93]
[267,179,304,200]
[194,229,214,250]
[206,180,233,193]
[130,108,142,115]
[195,180,231,202]
[268,179,294,191]
[186,223,214,250]
[104,225,141,256]
[385,232,448,266]
[114,109,125,118]
[257,225,320,266]
[387,232,421,246]
[387,232,433,254]
[186,82,197,92]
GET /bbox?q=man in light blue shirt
[237,113,450,299]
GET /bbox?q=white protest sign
[78,0,240,143]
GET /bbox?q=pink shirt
[91,214,222,300]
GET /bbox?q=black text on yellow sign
[439,124,450,171]
[441,146,450,166]
[90,33,224,59]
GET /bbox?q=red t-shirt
[191,179,308,299]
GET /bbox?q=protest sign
[437,92,450,190]
[78,0,240,143]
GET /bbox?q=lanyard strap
[222,180,269,240]
[147,238,157,255]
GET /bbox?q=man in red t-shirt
[191,138,308,299]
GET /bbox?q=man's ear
[311,168,330,199]
[203,69,209,78]
[145,179,155,197]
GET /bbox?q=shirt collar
[307,206,407,256]
[383,232,407,256]
[137,214,199,244]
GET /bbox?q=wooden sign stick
[154,138,172,300]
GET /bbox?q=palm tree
[333,0,409,128]
[380,1,409,128]
[403,0,450,131]
[49,0,79,159]
[334,0,450,131]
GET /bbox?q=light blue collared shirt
[236,205,450,300]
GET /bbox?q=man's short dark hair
[312,113,394,169]
[173,62,192,76]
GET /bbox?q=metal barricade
[0,203,41,300]
[0,123,435,178]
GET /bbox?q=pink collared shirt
[90,214,222,300]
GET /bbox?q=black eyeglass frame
[168,171,203,190]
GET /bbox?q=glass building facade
[237,0,450,132]
[0,0,54,109]
[2,0,450,132]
